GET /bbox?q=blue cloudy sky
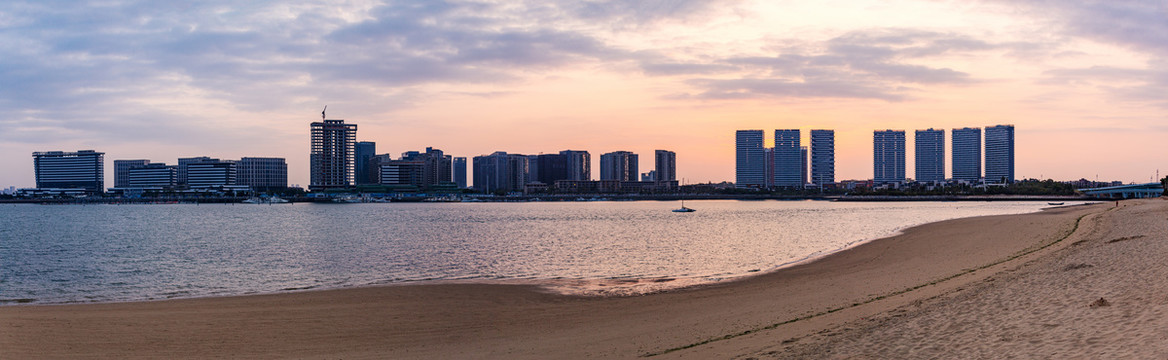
[2,0,1165,187]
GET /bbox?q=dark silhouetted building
[915,129,945,183]
[114,159,150,188]
[985,124,1015,184]
[952,127,981,182]
[560,150,591,181]
[355,141,377,185]
[774,130,801,188]
[237,157,287,190]
[874,130,906,185]
[811,130,835,186]
[736,130,765,188]
[453,157,467,189]
[33,150,104,193]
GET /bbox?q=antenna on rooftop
[322,105,327,120]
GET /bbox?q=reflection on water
[0,200,1081,304]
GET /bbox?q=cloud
[651,29,1007,101]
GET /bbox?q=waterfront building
[951,127,982,182]
[525,155,541,184]
[453,157,467,188]
[186,159,236,187]
[310,119,357,190]
[801,146,809,185]
[655,150,676,182]
[641,170,657,182]
[355,141,377,185]
[536,153,569,185]
[873,130,906,185]
[736,130,766,188]
[774,130,802,188]
[764,148,775,188]
[379,160,425,188]
[915,129,945,183]
[810,130,835,186]
[985,124,1015,184]
[600,151,639,182]
[177,156,214,186]
[127,163,176,188]
[32,150,104,193]
[236,157,287,190]
[472,152,528,193]
[114,159,150,188]
[560,150,591,181]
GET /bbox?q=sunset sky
[2,0,1165,188]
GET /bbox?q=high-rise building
[873,130,906,184]
[654,150,676,182]
[560,150,591,181]
[536,154,569,185]
[764,148,775,188]
[186,159,236,187]
[985,124,1015,184]
[355,141,377,186]
[641,170,657,182]
[453,157,467,189]
[952,127,982,182]
[127,163,176,188]
[810,130,835,186]
[310,119,357,190]
[114,159,150,188]
[32,150,105,193]
[773,130,802,188]
[237,157,288,190]
[800,146,809,185]
[384,147,455,189]
[915,129,945,183]
[472,151,527,193]
[736,130,766,188]
[600,151,638,182]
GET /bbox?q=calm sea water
[0,200,1082,304]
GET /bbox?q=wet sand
[0,201,1114,358]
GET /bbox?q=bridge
[1077,182,1164,199]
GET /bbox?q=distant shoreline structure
[0,194,1096,204]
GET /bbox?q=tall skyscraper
[873,130,906,184]
[654,150,676,182]
[310,119,357,190]
[600,151,638,181]
[800,146,809,185]
[236,157,288,190]
[951,127,982,182]
[560,150,591,181]
[915,128,945,183]
[985,124,1015,184]
[355,141,377,185]
[736,130,765,188]
[810,130,835,186]
[453,157,467,189]
[773,129,802,188]
[114,159,150,188]
[32,150,104,193]
[764,148,775,188]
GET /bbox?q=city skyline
[3,1,1166,188]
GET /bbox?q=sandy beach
[4,199,1160,359]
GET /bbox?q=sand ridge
[0,201,1114,359]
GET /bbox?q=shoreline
[0,194,1095,204]
[0,201,1114,358]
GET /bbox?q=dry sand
[1,200,1142,359]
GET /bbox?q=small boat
[672,199,696,213]
[1047,202,1065,206]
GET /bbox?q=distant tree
[1162,176,1167,196]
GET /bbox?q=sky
[2,0,1166,188]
